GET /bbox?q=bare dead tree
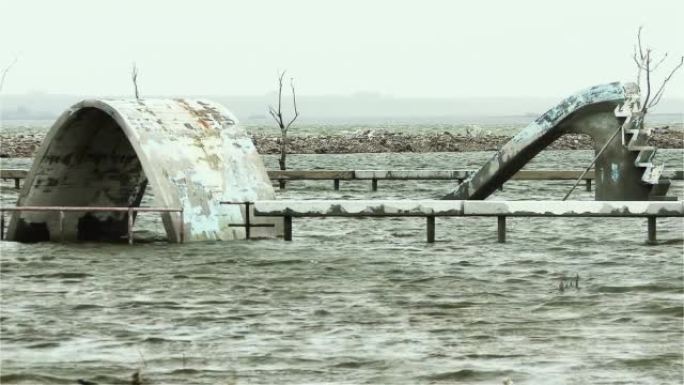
[0,56,18,93]
[632,26,683,112]
[131,62,140,100]
[269,70,299,189]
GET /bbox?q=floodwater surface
[1,150,683,384]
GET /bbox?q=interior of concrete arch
[12,107,149,242]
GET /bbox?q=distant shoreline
[1,131,682,158]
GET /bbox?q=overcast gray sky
[1,0,683,98]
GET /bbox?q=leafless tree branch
[648,56,684,108]
[285,78,299,130]
[651,52,668,72]
[636,26,645,60]
[131,62,140,100]
[0,56,18,93]
[631,27,682,112]
[643,49,652,108]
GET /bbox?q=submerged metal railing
[220,201,275,239]
[6,169,684,192]
[252,200,684,244]
[0,206,183,244]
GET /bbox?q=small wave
[72,304,104,311]
[421,368,517,382]
[313,309,331,316]
[611,353,682,368]
[645,305,684,317]
[26,341,60,349]
[142,336,175,344]
[595,284,682,293]
[21,272,92,279]
[463,353,527,359]
[415,301,478,309]
[118,300,181,309]
[331,359,383,369]
[195,299,230,305]
[0,373,73,384]
[248,259,306,266]
[504,278,528,284]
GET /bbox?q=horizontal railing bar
[268,170,355,180]
[0,206,182,212]
[253,200,683,218]
[6,169,684,182]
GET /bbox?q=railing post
[283,216,292,241]
[647,216,656,244]
[14,178,20,189]
[426,216,435,243]
[585,179,592,192]
[59,210,65,242]
[0,211,4,240]
[371,178,378,192]
[244,202,251,240]
[179,210,184,243]
[497,216,506,243]
[334,179,340,191]
[128,208,134,245]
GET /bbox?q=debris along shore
[1,130,682,158]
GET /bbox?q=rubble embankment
[1,130,682,158]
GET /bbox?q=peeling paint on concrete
[6,99,280,243]
[611,163,620,183]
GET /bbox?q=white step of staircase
[642,164,664,184]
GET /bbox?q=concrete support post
[647,216,656,244]
[14,178,20,189]
[497,216,506,243]
[59,210,65,242]
[334,179,340,191]
[179,211,184,244]
[283,216,292,241]
[426,216,435,243]
[371,179,378,192]
[585,179,592,192]
[244,202,251,240]
[128,208,134,245]
[1,213,4,240]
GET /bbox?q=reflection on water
[1,150,683,384]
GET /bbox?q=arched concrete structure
[445,82,672,201]
[6,99,280,242]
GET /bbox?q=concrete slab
[463,200,684,216]
[254,200,465,217]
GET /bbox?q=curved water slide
[444,82,671,201]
